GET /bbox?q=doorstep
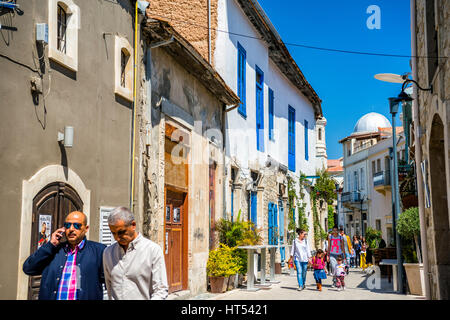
[167,290,192,300]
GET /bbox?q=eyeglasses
[63,222,82,230]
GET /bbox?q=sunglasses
[63,222,82,230]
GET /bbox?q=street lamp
[388,97,405,294]
[375,73,433,295]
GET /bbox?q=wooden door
[28,182,83,300]
[164,189,187,294]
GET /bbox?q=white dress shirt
[103,233,168,300]
[290,237,312,262]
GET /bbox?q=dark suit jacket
[23,238,106,300]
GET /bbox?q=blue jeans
[294,260,308,288]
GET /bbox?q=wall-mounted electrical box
[36,23,48,44]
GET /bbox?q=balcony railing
[341,191,361,203]
[373,170,390,187]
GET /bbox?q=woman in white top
[288,228,312,291]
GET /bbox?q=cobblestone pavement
[191,268,424,300]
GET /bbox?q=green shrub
[397,207,420,240]
[397,207,421,263]
[231,248,247,274]
[365,227,382,248]
[216,210,262,247]
[207,244,240,277]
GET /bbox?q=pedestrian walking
[312,249,327,291]
[339,227,353,268]
[288,228,312,291]
[349,247,356,268]
[23,211,106,300]
[327,226,346,287]
[333,256,347,291]
[360,237,368,271]
[323,232,331,273]
[103,207,168,300]
[352,235,361,268]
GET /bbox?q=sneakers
[337,287,342,291]
[342,286,345,291]
[297,287,303,291]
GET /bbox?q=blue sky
[258,0,412,159]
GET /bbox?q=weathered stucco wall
[144,46,225,295]
[0,0,134,299]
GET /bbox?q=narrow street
[190,268,423,300]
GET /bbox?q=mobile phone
[57,229,67,243]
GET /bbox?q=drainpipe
[130,2,139,210]
[222,103,227,219]
[410,0,431,300]
[208,0,212,64]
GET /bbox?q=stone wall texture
[415,0,450,300]
[147,0,218,65]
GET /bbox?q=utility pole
[389,97,404,294]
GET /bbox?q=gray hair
[108,206,135,226]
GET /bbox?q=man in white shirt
[103,207,168,300]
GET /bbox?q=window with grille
[120,50,129,88]
[57,4,67,54]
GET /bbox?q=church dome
[352,112,391,134]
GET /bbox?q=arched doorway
[28,182,83,300]
[428,114,450,300]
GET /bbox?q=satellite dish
[374,73,405,84]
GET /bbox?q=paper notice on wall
[38,215,52,249]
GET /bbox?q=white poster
[38,215,52,249]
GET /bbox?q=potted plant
[396,207,424,296]
[399,169,418,209]
[206,244,240,293]
[365,227,382,264]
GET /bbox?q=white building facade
[340,112,405,243]
[215,0,326,250]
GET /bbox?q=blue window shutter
[268,202,273,245]
[279,204,285,262]
[288,106,296,172]
[251,191,257,226]
[231,188,234,223]
[268,202,278,245]
[237,42,246,118]
[304,119,309,161]
[255,65,264,152]
[268,88,274,141]
[274,204,278,245]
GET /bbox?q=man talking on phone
[23,211,106,300]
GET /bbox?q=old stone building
[410,0,450,300]
[133,17,239,296]
[0,0,135,299]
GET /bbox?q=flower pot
[238,274,244,286]
[403,263,424,296]
[223,276,229,292]
[400,194,418,210]
[209,276,226,293]
[275,262,282,274]
[228,274,238,290]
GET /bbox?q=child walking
[312,249,327,291]
[333,256,347,291]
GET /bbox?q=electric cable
[147,12,448,60]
